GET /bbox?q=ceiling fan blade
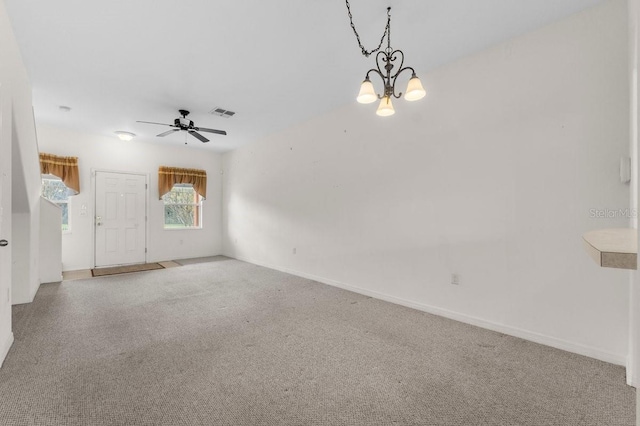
[196,127,227,136]
[136,120,174,127]
[157,129,180,137]
[189,131,209,143]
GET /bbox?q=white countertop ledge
[583,228,637,270]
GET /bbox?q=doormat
[91,263,165,277]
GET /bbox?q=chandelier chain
[345,0,391,58]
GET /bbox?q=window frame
[41,175,72,233]
[162,184,204,230]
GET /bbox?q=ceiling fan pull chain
[345,0,391,58]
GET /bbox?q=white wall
[11,125,41,305]
[36,124,223,271]
[627,0,638,388]
[0,0,41,364]
[223,0,630,365]
[39,198,62,283]
[10,212,38,304]
[627,1,640,416]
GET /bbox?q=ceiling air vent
[209,107,236,118]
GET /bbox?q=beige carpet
[91,262,164,277]
[1,256,635,425]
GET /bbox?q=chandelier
[345,1,426,116]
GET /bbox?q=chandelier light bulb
[357,78,377,104]
[404,76,426,101]
[376,96,395,117]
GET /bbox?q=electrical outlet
[292,248,297,255]
[451,274,460,285]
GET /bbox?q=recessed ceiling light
[115,131,136,141]
[59,105,71,112]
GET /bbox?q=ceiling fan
[137,109,227,143]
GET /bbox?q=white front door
[0,84,13,361]
[0,128,10,307]
[95,171,147,267]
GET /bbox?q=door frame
[0,82,15,368]
[92,168,149,268]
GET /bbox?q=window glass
[41,177,70,231]
[162,184,202,229]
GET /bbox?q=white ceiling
[5,0,604,152]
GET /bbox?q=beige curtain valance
[158,166,207,199]
[39,153,80,194]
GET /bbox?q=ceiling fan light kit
[137,109,227,144]
[346,1,426,116]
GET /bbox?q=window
[162,184,203,229]
[41,177,71,231]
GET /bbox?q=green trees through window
[162,184,202,229]
[41,177,70,231]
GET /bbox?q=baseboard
[12,280,41,306]
[0,332,14,368]
[30,280,40,301]
[231,254,627,366]
[149,253,225,264]
[627,358,637,387]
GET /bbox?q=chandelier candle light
[346,1,426,116]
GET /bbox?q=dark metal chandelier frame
[345,1,426,116]
[362,8,418,100]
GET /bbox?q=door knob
[96,216,103,226]
[0,240,8,247]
